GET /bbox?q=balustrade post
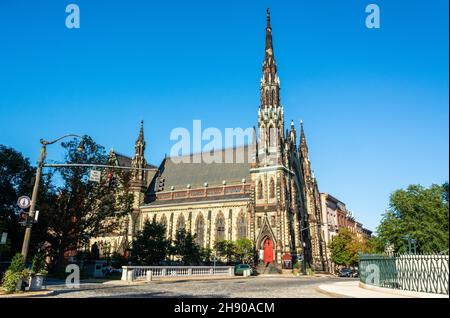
[121,266,128,281]
[127,269,134,282]
[162,268,167,277]
[146,270,153,282]
[210,268,214,276]
[188,268,193,276]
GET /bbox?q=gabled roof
[155,145,254,191]
[113,151,157,169]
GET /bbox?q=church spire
[260,8,280,110]
[265,8,273,59]
[299,120,309,158]
[131,120,147,181]
[258,8,285,157]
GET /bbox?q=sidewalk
[317,280,449,298]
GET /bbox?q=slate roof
[114,152,157,169]
[155,145,254,191]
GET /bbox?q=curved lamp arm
[41,134,83,146]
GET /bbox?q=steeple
[135,120,145,157]
[260,8,280,110]
[258,8,284,157]
[265,8,274,59]
[299,120,309,158]
[131,120,147,182]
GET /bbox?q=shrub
[31,253,47,275]
[2,269,30,294]
[8,253,26,273]
[2,270,22,293]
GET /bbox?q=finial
[266,8,271,28]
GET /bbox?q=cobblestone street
[43,276,347,298]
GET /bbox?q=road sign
[0,232,7,245]
[17,196,31,209]
[89,170,101,183]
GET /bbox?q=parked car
[234,264,254,276]
[339,268,355,278]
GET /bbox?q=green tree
[0,145,35,260]
[234,238,254,264]
[32,136,134,271]
[330,227,359,267]
[214,240,235,264]
[171,229,202,265]
[377,183,449,253]
[130,220,169,265]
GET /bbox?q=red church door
[263,238,274,265]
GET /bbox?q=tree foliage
[377,183,449,254]
[171,229,202,265]
[0,145,35,259]
[329,227,360,267]
[234,238,254,264]
[214,239,255,264]
[214,240,236,264]
[130,220,169,265]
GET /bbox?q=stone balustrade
[121,266,235,281]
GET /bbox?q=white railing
[121,266,234,281]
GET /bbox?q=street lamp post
[20,134,83,261]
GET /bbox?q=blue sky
[0,0,448,231]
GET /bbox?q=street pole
[20,142,46,260]
[20,135,83,262]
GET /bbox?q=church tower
[251,9,296,269]
[130,121,149,237]
[299,121,327,271]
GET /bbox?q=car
[339,268,354,278]
[234,264,254,276]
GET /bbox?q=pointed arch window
[237,213,247,239]
[216,213,226,241]
[195,214,205,247]
[269,178,275,199]
[176,214,186,231]
[258,180,264,199]
[159,215,168,237]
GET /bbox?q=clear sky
[0,0,448,232]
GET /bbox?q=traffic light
[107,172,118,189]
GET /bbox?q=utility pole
[20,135,84,261]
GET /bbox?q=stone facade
[91,9,328,272]
[320,192,373,272]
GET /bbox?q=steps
[257,263,282,275]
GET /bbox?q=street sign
[17,196,31,209]
[89,170,101,183]
[0,232,7,245]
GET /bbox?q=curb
[0,290,56,298]
[315,286,351,298]
[359,282,449,298]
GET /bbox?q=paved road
[43,276,349,298]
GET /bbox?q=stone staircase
[257,263,282,275]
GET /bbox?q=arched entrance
[263,238,274,265]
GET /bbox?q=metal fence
[359,253,449,295]
[121,266,234,281]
